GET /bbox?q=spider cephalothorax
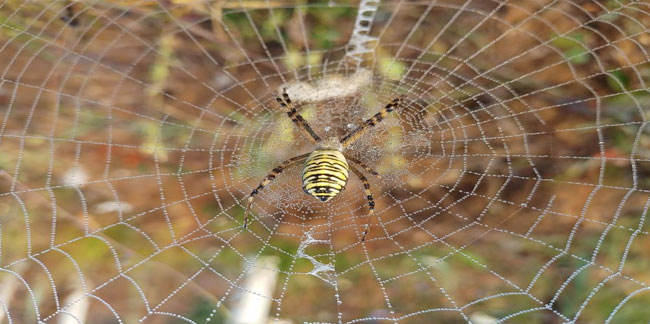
[245,88,405,241]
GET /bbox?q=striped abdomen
[302,150,349,202]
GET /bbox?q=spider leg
[349,164,375,242]
[245,153,310,228]
[347,156,381,179]
[277,88,322,144]
[341,95,406,148]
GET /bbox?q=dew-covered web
[1,0,650,323]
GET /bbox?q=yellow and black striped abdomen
[302,150,349,202]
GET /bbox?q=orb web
[1,0,649,323]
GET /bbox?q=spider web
[1,0,649,323]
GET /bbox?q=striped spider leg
[245,153,310,228]
[346,156,381,178]
[276,88,321,144]
[348,164,375,241]
[341,95,406,148]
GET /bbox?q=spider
[245,88,406,241]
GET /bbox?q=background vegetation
[1,0,649,323]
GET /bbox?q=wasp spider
[245,88,406,241]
